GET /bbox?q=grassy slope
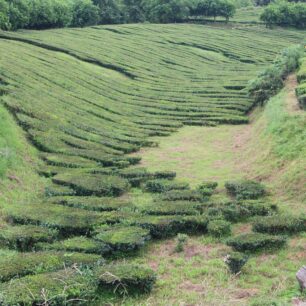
[119,79,306,306]
[0,103,44,216]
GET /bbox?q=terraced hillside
[0,24,305,304]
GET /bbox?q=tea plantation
[0,24,305,304]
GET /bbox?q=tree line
[0,0,237,31]
[260,0,306,28]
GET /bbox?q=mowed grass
[132,124,247,188]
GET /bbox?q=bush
[253,215,306,235]
[144,179,189,193]
[0,251,100,282]
[226,233,287,253]
[140,201,201,216]
[0,268,95,305]
[50,196,133,212]
[160,189,203,202]
[224,252,248,274]
[153,170,176,180]
[37,236,111,255]
[0,224,58,251]
[129,215,209,238]
[225,180,266,200]
[94,225,151,253]
[96,263,156,295]
[248,45,303,105]
[53,172,130,197]
[197,181,218,197]
[4,203,113,236]
[207,219,231,237]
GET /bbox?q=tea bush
[226,233,287,253]
[96,263,156,295]
[207,219,232,237]
[253,215,306,235]
[225,180,266,200]
[224,252,249,274]
[144,179,189,193]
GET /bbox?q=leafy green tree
[0,0,10,29]
[144,0,190,23]
[92,0,123,24]
[6,0,31,30]
[71,0,100,27]
[123,0,145,23]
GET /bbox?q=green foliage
[225,180,266,200]
[260,1,306,28]
[0,225,58,251]
[96,263,156,295]
[71,0,100,27]
[53,172,130,196]
[130,215,209,238]
[0,268,96,305]
[174,233,188,252]
[0,0,9,30]
[160,189,203,201]
[144,179,189,193]
[0,251,100,282]
[197,181,218,197]
[226,233,287,253]
[224,252,248,274]
[190,0,236,21]
[140,200,201,215]
[94,225,151,253]
[248,45,303,105]
[296,56,306,109]
[207,219,231,237]
[253,215,306,235]
[37,236,111,254]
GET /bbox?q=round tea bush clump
[207,220,231,237]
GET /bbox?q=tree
[92,0,123,24]
[144,0,190,23]
[0,0,10,30]
[71,0,100,27]
[6,0,31,30]
[123,0,146,23]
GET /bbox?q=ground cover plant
[0,21,305,305]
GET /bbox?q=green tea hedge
[0,268,95,305]
[94,225,151,253]
[207,220,231,237]
[160,190,203,202]
[226,233,286,253]
[144,179,189,193]
[0,251,100,282]
[0,225,58,251]
[96,263,156,295]
[253,215,306,235]
[225,180,266,200]
[224,252,249,274]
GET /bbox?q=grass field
[0,23,305,305]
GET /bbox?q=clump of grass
[174,233,189,253]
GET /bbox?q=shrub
[4,203,113,236]
[160,189,203,202]
[207,220,231,237]
[0,251,100,282]
[53,172,130,197]
[224,252,249,274]
[197,181,218,197]
[71,0,100,27]
[144,179,189,193]
[0,268,95,305]
[94,225,151,253]
[225,180,266,200]
[253,215,306,235]
[50,196,133,212]
[140,201,201,216]
[129,215,209,238]
[152,171,176,180]
[226,233,287,253]
[96,263,156,295]
[174,233,188,252]
[0,224,58,251]
[37,236,111,255]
